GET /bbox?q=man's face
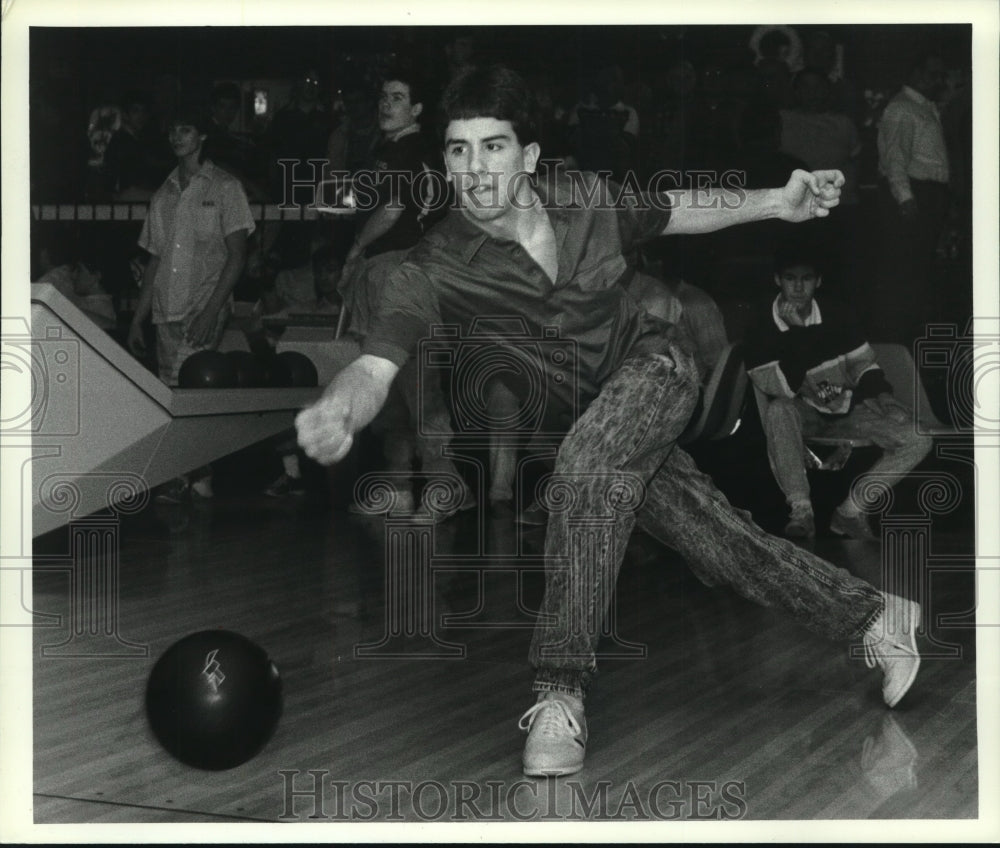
[915,57,947,101]
[379,81,421,134]
[125,103,148,131]
[775,263,821,310]
[444,117,539,225]
[168,123,206,160]
[212,97,240,129]
[313,259,342,299]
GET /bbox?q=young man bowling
[296,65,921,777]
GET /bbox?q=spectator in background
[568,64,639,183]
[875,50,950,342]
[780,69,862,206]
[702,101,807,291]
[265,69,334,281]
[266,68,334,201]
[104,90,171,199]
[340,68,473,518]
[734,101,809,189]
[33,228,117,331]
[203,82,267,200]
[83,104,122,201]
[800,29,861,123]
[749,24,804,74]
[780,68,862,286]
[327,76,381,176]
[127,103,255,501]
[444,31,477,82]
[744,239,932,541]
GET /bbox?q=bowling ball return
[22,285,324,537]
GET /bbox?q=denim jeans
[762,395,934,510]
[529,347,885,698]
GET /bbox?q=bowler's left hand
[780,169,845,222]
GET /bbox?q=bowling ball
[178,350,238,389]
[277,351,319,387]
[225,350,265,388]
[257,353,294,388]
[145,630,282,770]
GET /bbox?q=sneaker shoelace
[518,699,583,741]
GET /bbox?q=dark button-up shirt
[362,171,685,422]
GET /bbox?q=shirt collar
[437,171,578,265]
[902,85,934,108]
[439,209,491,264]
[167,159,216,189]
[386,123,420,142]
[772,295,822,331]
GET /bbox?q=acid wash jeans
[529,345,885,698]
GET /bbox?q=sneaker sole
[885,653,920,708]
[885,600,921,708]
[523,759,584,778]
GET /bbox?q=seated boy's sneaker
[349,488,415,516]
[154,476,189,504]
[831,509,878,542]
[784,504,815,538]
[265,473,306,497]
[191,477,214,499]
[519,692,587,777]
[863,593,921,708]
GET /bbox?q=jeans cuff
[855,592,887,638]
[532,669,589,699]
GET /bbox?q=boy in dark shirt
[340,70,471,517]
[745,241,933,539]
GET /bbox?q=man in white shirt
[875,51,950,342]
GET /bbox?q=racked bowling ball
[225,350,265,388]
[178,350,238,389]
[277,351,319,387]
[145,630,282,770]
[257,352,294,387]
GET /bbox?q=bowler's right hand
[295,354,398,465]
[296,389,355,465]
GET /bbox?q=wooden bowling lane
[32,486,978,823]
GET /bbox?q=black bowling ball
[225,350,265,388]
[277,351,319,387]
[257,353,294,388]
[178,350,238,389]
[145,630,282,770]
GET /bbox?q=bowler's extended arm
[296,354,400,465]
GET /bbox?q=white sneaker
[519,693,587,777]
[191,477,214,499]
[863,593,921,708]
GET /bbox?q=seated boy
[744,240,932,540]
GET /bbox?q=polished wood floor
[30,433,979,825]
